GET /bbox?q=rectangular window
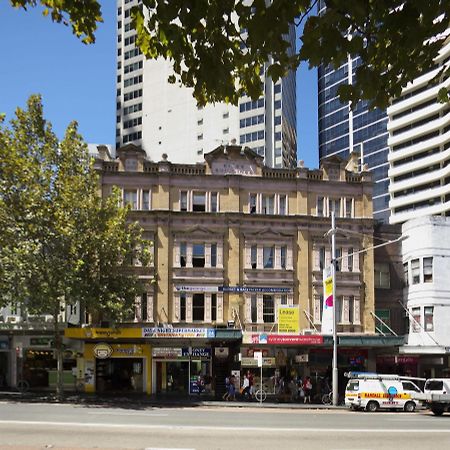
[423,257,433,283]
[180,191,188,211]
[279,195,287,215]
[211,192,218,212]
[336,296,343,324]
[180,293,186,321]
[251,295,257,323]
[375,309,391,333]
[180,243,187,267]
[251,245,257,269]
[210,244,217,268]
[335,248,342,272]
[411,307,421,333]
[348,247,353,272]
[411,259,420,284]
[280,294,288,305]
[250,194,257,214]
[142,190,150,210]
[424,306,434,331]
[192,192,206,212]
[192,293,204,321]
[262,194,275,214]
[374,263,390,288]
[124,189,138,209]
[263,295,275,323]
[263,246,274,268]
[319,247,325,270]
[192,244,205,267]
[330,198,341,217]
[280,246,287,269]
[348,296,354,324]
[211,294,217,322]
[345,198,353,218]
[141,292,148,322]
[403,262,409,286]
[317,196,324,216]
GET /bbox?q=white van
[424,378,450,395]
[345,373,422,412]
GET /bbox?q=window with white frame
[248,193,288,215]
[423,257,433,283]
[345,198,353,218]
[280,246,287,269]
[348,247,354,272]
[329,198,341,217]
[424,306,434,331]
[174,291,223,323]
[175,241,223,269]
[317,196,325,216]
[263,246,274,268]
[335,248,342,271]
[180,293,186,321]
[123,189,138,209]
[263,295,275,323]
[411,259,420,284]
[192,192,206,212]
[411,307,421,333]
[251,245,257,269]
[374,263,390,289]
[179,190,219,212]
[192,293,205,321]
[251,294,258,323]
[403,262,409,286]
[135,291,154,323]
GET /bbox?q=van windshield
[346,380,359,392]
[425,380,444,391]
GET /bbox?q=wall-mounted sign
[152,347,183,358]
[295,354,309,363]
[175,285,219,292]
[278,306,300,333]
[143,328,215,339]
[243,332,324,346]
[182,347,211,358]
[93,343,113,359]
[220,286,292,294]
[241,357,276,368]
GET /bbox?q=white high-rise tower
[116,0,297,168]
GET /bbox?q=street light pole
[331,211,338,406]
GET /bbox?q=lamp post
[331,211,338,407]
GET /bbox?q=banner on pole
[322,265,334,334]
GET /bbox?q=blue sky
[0,1,318,169]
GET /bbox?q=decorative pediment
[243,227,294,238]
[173,225,222,238]
[204,145,264,177]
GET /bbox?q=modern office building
[317,2,390,223]
[116,0,297,168]
[387,38,450,224]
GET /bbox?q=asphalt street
[0,400,449,450]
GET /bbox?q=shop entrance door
[156,361,189,394]
[96,358,144,393]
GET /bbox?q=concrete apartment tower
[116,0,297,168]
[317,1,390,223]
[387,38,450,224]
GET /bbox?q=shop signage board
[182,347,211,357]
[143,328,216,338]
[152,347,183,358]
[278,306,300,333]
[174,286,293,294]
[93,343,113,359]
[241,357,276,367]
[243,332,324,345]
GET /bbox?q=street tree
[0,95,151,398]
[7,1,450,108]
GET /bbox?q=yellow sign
[64,327,142,339]
[278,306,300,333]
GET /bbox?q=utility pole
[331,211,338,407]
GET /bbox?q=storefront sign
[175,285,219,292]
[182,347,211,358]
[93,343,113,359]
[143,328,215,338]
[295,354,309,363]
[243,332,324,345]
[241,357,276,367]
[30,337,53,347]
[152,347,183,358]
[278,306,300,333]
[113,345,144,357]
[220,286,292,293]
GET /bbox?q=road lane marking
[1,421,450,433]
[87,411,169,417]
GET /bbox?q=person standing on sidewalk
[303,376,312,403]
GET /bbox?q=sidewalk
[0,389,346,410]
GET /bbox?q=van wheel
[404,401,416,413]
[366,401,379,412]
[431,406,444,416]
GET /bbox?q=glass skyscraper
[317,3,390,223]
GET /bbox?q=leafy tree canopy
[9,0,102,44]
[7,1,450,108]
[0,95,150,325]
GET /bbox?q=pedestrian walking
[303,376,312,403]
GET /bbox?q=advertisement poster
[278,306,300,333]
[322,265,334,334]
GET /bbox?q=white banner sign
[322,265,334,335]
